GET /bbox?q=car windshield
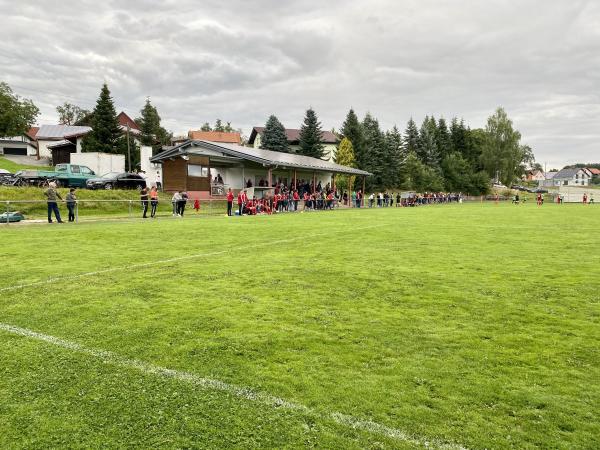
[100,172,121,179]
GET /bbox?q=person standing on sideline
[156,171,162,190]
[179,191,188,216]
[140,186,149,218]
[193,197,200,214]
[227,188,234,216]
[171,191,182,216]
[44,182,63,223]
[150,186,159,218]
[65,188,77,222]
[583,193,588,205]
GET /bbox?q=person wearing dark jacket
[140,187,149,218]
[65,188,77,222]
[44,182,64,223]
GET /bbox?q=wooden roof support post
[313,172,316,194]
[332,173,336,192]
[362,176,366,207]
[268,167,272,187]
[294,169,297,190]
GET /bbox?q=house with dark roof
[150,139,370,199]
[248,127,339,162]
[539,168,592,187]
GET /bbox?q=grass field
[0,157,52,172]
[1,204,599,449]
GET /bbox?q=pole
[129,200,132,218]
[313,172,316,194]
[126,123,131,172]
[362,176,366,207]
[293,169,297,190]
[75,201,79,223]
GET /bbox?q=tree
[436,117,452,160]
[214,119,225,132]
[402,152,444,192]
[116,132,140,172]
[341,108,365,167]
[298,108,325,159]
[441,152,473,193]
[81,83,121,154]
[56,102,89,125]
[260,115,289,153]
[384,125,404,187]
[0,82,39,137]
[361,113,386,189]
[224,122,234,133]
[136,98,172,154]
[481,107,529,186]
[334,137,356,193]
[418,116,440,167]
[200,122,212,131]
[403,118,420,155]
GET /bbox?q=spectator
[44,182,63,223]
[140,186,149,218]
[155,171,162,190]
[227,188,234,216]
[150,186,159,218]
[179,191,189,216]
[171,191,182,216]
[65,188,77,222]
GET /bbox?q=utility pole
[126,123,131,172]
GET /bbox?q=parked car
[86,172,147,190]
[13,163,97,188]
[0,171,16,185]
[534,188,548,194]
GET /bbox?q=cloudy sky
[1,0,598,168]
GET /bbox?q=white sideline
[0,224,383,293]
[0,322,467,450]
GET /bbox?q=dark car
[534,188,548,194]
[86,172,147,190]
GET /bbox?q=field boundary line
[0,224,384,293]
[0,322,467,450]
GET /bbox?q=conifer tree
[403,118,420,155]
[214,119,225,132]
[361,113,386,189]
[384,125,404,187]
[81,83,121,154]
[136,98,172,154]
[418,116,440,167]
[341,108,365,169]
[298,108,325,159]
[200,122,212,131]
[260,115,289,153]
[436,117,452,160]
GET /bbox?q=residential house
[540,168,592,187]
[248,127,339,162]
[587,168,600,183]
[188,130,242,145]
[0,127,39,156]
[523,169,545,181]
[36,125,93,160]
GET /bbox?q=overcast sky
[1,0,598,168]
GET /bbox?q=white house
[248,127,339,162]
[0,127,39,156]
[540,168,592,187]
[36,125,92,159]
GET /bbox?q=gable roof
[248,127,338,145]
[588,168,600,175]
[36,125,92,139]
[26,127,39,140]
[151,140,370,176]
[117,112,140,131]
[553,168,589,179]
[187,130,241,144]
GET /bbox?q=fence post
[5,201,9,225]
[129,200,133,218]
[75,201,79,223]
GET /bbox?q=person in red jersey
[226,188,234,216]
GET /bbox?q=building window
[187,164,209,177]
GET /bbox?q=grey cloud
[0,0,598,167]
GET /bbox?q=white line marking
[0,224,384,293]
[0,322,467,450]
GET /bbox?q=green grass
[0,187,225,220]
[1,204,599,449]
[0,156,52,172]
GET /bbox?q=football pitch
[1,203,599,449]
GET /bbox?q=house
[544,172,557,180]
[523,169,545,181]
[36,125,93,160]
[587,168,600,182]
[540,168,592,187]
[150,139,370,199]
[47,112,141,165]
[0,127,39,157]
[187,130,241,145]
[248,127,339,162]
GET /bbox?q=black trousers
[67,203,75,222]
[142,201,148,218]
[227,201,233,216]
[151,200,158,217]
[178,200,186,216]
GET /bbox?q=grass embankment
[0,204,599,448]
[0,157,51,172]
[0,187,226,220]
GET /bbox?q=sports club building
[150,140,371,199]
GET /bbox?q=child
[66,188,77,222]
[194,198,200,214]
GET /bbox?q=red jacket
[227,191,234,202]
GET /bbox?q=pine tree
[361,113,386,189]
[341,108,365,169]
[298,108,325,159]
[384,125,404,187]
[334,137,356,193]
[418,116,440,167]
[436,117,452,160]
[403,118,420,155]
[214,119,225,132]
[82,83,121,154]
[260,115,289,153]
[136,98,172,154]
[200,122,212,131]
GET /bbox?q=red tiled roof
[249,127,338,145]
[25,126,39,140]
[188,130,241,144]
[117,112,140,131]
[587,168,600,175]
